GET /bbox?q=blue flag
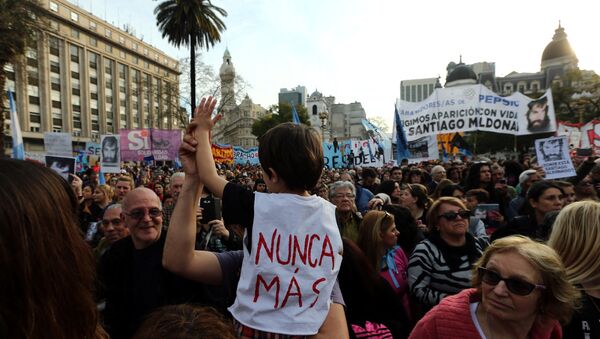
[291,104,300,125]
[98,169,106,185]
[394,106,410,161]
[8,91,25,160]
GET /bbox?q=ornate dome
[541,24,576,62]
[219,49,235,81]
[446,63,477,83]
[309,89,322,100]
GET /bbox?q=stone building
[3,0,180,153]
[211,49,267,148]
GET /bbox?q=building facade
[400,77,440,102]
[3,0,180,153]
[305,89,368,141]
[211,49,267,148]
[278,85,306,107]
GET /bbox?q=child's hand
[192,97,220,136]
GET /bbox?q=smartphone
[200,196,221,224]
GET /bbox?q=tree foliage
[552,69,600,123]
[251,104,310,138]
[154,0,227,115]
[0,0,45,156]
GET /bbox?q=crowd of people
[2,98,600,338]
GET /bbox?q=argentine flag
[8,91,25,160]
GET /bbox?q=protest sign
[119,129,181,161]
[407,135,438,163]
[398,85,556,141]
[45,155,76,183]
[44,132,73,156]
[534,135,576,179]
[100,135,121,173]
[234,146,259,165]
[211,143,234,164]
[323,139,385,169]
[85,142,101,156]
[557,120,600,155]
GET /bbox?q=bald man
[99,187,205,339]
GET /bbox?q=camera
[199,196,221,224]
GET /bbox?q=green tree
[0,0,44,156]
[251,103,310,138]
[154,0,227,117]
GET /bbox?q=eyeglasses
[334,193,355,199]
[478,267,546,296]
[124,207,163,220]
[102,218,122,226]
[374,211,393,231]
[438,210,470,220]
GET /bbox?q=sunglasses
[438,210,470,221]
[102,218,122,226]
[125,207,163,220]
[478,267,546,296]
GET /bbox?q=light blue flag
[8,91,25,160]
[394,106,410,161]
[98,169,106,185]
[291,104,300,125]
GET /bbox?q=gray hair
[171,171,185,182]
[328,180,356,200]
[519,169,537,185]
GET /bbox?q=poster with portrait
[534,135,576,179]
[45,155,76,183]
[100,135,121,173]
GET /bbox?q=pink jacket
[409,288,562,339]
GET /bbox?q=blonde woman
[357,210,410,318]
[411,235,580,339]
[548,201,600,338]
[93,184,114,210]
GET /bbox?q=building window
[89,21,96,31]
[143,48,148,56]
[50,20,59,30]
[71,28,79,39]
[105,44,112,53]
[119,50,126,59]
[49,1,58,12]
[70,11,78,22]
[89,37,97,47]
[119,36,125,44]
[132,42,138,51]
[105,29,112,38]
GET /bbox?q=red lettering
[319,235,336,269]
[281,275,303,308]
[292,234,309,266]
[254,274,281,308]
[308,234,320,267]
[255,229,277,265]
[276,233,292,265]
[309,278,326,308]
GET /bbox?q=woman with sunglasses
[410,235,579,339]
[408,197,489,318]
[357,210,411,319]
[549,201,600,338]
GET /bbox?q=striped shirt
[407,237,488,309]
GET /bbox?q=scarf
[381,246,402,289]
[428,232,481,271]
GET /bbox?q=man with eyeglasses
[98,187,205,339]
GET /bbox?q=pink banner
[119,129,182,161]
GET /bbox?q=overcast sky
[70,0,600,127]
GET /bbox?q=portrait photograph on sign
[45,155,76,183]
[100,135,121,173]
[535,135,576,179]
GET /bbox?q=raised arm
[162,132,222,285]
[192,97,228,198]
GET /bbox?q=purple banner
[119,129,182,161]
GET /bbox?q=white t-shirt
[229,192,343,335]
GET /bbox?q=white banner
[534,135,576,179]
[398,85,556,141]
[407,135,438,163]
[44,132,73,156]
[100,135,121,173]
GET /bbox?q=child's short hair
[258,122,323,191]
[466,188,490,203]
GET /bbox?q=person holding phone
[195,189,242,252]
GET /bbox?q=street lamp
[318,111,328,142]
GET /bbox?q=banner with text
[323,139,385,169]
[119,129,181,161]
[212,144,234,164]
[557,120,600,155]
[234,146,259,165]
[44,132,73,156]
[397,85,556,141]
